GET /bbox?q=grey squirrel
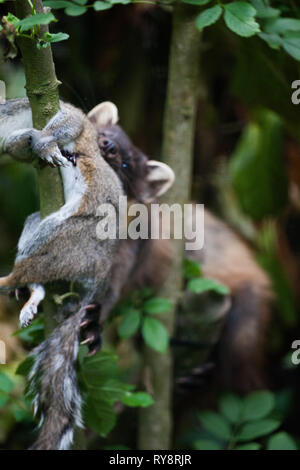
[88,102,273,393]
[0,99,175,449]
[0,99,125,450]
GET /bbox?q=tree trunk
[15,0,64,219]
[138,2,201,450]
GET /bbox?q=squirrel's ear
[88,101,119,127]
[145,160,175,202]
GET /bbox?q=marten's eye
[122,162,128,169]
[99,137,118,157]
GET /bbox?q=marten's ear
[145,160,175,202]
[88,102,119,127]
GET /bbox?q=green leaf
[187,278,229,296]
[14,318,45,345]
[85,398,116,437]
[44,0,74,8]
[194,439,223,450]
[281,35,300,61]
[17,12,56,32]
[195,5,223,31]
[198,411,231,440]
[241,391,275,422]
[73,0,88,4]
[249,0,279,19]
[235,442,261,450]
[118,308,141,338]
[5,13,20,26]
[181,0,211,5]
[224,2,260,37]
[15,356,35,376]
[238,419,280,441]
[267,432,298,450]
[219,393,242,424]
[65,4,87,15]
[0,372,14,394]
[143,297,172,315]
[259,32,282,50]
[229,110,287,219]
[43,32,70,43]
[138,287,154,300]
[82,350,118,379]
[0,391,9,407]
[13,408,33,422]
[108,0,130,4]
[142,317,169,353]
[265,18,300,35]
[121,392,154,408]
[88,380,129,403]
[93,1,113,10]
[183,258,203,279]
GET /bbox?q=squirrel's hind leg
[19,283,45,328]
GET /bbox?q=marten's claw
[80,335,94,345]
[79,304,102,355]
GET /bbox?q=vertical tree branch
[138,2,201,450]
[15,0,64,219]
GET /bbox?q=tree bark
[15,0,64,219]
[138,2,201,450]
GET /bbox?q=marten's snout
[99,136,118,158]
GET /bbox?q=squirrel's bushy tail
[28,309,85,450]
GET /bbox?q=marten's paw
[80,305,102,356]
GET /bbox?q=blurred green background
[1,0,300,450]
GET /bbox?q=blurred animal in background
[89,101,273,394]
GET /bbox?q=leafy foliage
[184,259,230,295]
[188,0,300,61]
[257,221,297,328]
[193,390,298,450]
[224,2,260,37]
[229,109,288,219]
[78,348,154,436]
[1,11,69,49]
[114,290,172,353]
[0,370,34,432]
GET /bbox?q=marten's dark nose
[99,137,117,156]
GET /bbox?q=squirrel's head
[88,102,175,202]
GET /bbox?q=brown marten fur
[89,103,273,393]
